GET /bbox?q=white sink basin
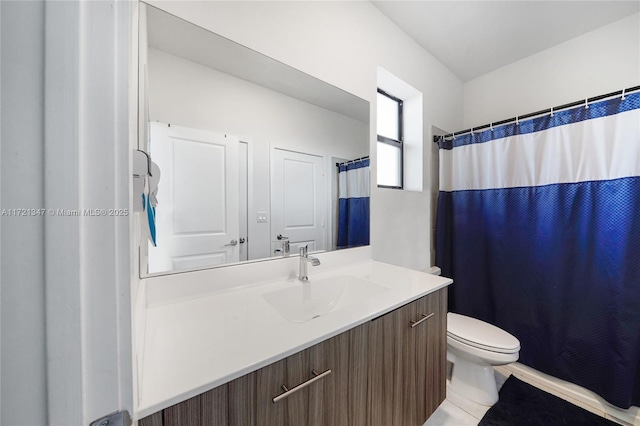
[262,275,388,323]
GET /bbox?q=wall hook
[133,149,153,178]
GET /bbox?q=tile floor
[423,366,511,426]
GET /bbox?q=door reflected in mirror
[140,4,370,276]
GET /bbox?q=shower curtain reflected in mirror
[337,158,370,249]
[436,91,640,409]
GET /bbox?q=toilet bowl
[447,313,520,406]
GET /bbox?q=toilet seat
[448,313,520,354]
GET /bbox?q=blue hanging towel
[142,193,157,247]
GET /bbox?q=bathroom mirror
[138,3,370,277]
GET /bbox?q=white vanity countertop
[137,259,452,418]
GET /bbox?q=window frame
[376,88,403,189]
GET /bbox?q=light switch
[257,211,268,223]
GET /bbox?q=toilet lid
[447,313,520,354]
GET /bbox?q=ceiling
[371,1,639,82]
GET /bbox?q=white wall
[464,13,640,128]
[147,48,368,260]
[1,2,48,424]
[146,0,464,272]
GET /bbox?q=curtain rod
[433,85,640,142]
[336,156,369,167]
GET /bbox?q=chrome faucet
[299,245,320,281]
[275,234,290,258]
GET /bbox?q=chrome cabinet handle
[410,312,435,328]
[272,369,332,403]
[224,239,238,246]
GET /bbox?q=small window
[377,89,403,188]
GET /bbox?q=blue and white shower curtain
[436,92,640,408]
[337,158,370,248]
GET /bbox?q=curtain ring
[550,107,554,117]
[621,88,626,101]
[452,132,456,139]
[516,116,519,126]
[585,98,589,109]
[490,123,493,131]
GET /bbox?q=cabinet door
[368,289,447,426]
[417,289,447,418]
[367,299,409,426]
[254,333,349,426]
[314,332,350,426]
[227,372,257,426]
[408,290,447,424]
[252,358,286,425]
[347,321,369,426]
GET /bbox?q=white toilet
[447,312,520,406]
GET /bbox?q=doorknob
[225,239,238,246]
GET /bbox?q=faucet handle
[300,245,308,256]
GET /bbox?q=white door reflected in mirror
[271,148,326,257]
[148,122,239,273]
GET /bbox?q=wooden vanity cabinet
[139,289,446,426]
